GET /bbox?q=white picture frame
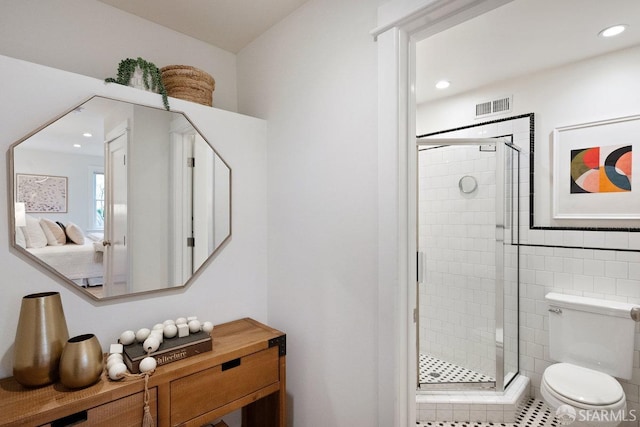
[552,115,639,221]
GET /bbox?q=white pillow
[23,215,47,248]
[65,222,85,245]
[40,218,66,246]
[15,227,26,248]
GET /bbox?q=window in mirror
[91,168,105,230]
[9,96,231,300]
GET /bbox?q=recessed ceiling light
[82,132,92,137]
[73,144,82,148]
[599,24,627,38]
[435,80,450,89]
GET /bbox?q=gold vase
[59,334,104,389]
[13,292,69,387]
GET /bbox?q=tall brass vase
[13,292,69,387]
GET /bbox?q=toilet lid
[544,363,624,406]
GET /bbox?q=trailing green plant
[105,57,170,110]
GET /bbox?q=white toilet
[542,293,636,427]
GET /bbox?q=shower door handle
[417,252,425,284]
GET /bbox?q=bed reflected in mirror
[9,96,231,300]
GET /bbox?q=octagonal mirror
[8,96,231,300]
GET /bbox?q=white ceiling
[97,0,310,53]
[416,0,640,104]
[99,0,640,106]
[18,98,119,157]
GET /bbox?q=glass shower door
[416,137,519,391]
[500,141,520,388]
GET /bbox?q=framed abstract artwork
[16,173,68,213]
[553,115,638,221]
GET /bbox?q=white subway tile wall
[519,243,640,399]
[418,118,525,383]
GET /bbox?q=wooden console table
[0,318,286,427]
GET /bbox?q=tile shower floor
[417,398,559,427]
[420,354,495,384]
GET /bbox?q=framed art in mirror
[16,174,68,213]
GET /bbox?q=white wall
[129,106,171,291]
[0,55,268,409]
[237,0,381,425]
[0,0,238,112]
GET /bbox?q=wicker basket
[160,65,215,107]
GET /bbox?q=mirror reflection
[11,96,231,299]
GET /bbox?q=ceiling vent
[474,95,512,119]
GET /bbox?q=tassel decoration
[142,372,155,427]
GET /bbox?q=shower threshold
[419,354,496,390]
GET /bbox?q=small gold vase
[13,292,69,387]
[59,334,104,389]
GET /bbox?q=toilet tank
[546,292,637,380]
